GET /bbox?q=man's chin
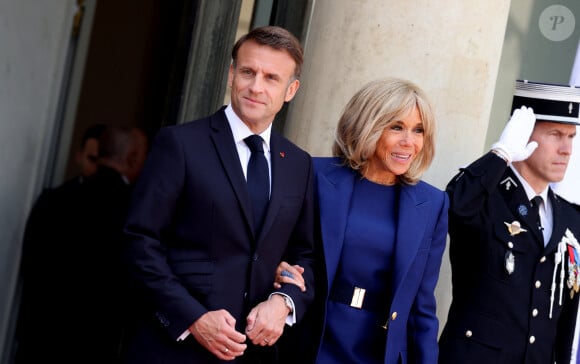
[551,172,567,183]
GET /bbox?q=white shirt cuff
[269,292,296,326]
[177,329,190,341]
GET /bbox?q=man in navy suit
[121,26,316,364]
[439,80,580,364]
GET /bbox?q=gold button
[465,330,473,337]
[391,312,398,320]
[529,336,535,344]
[535,280,541,288]
[532,309,538,317]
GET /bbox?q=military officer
[439,80,580,364]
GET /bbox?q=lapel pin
[279,152,285,158]
[518,204,528,217]
[504,220,527,236]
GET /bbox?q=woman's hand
[273,261,306,292]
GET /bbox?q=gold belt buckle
[350,286,366,309]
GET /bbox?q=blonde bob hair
[332,77,436,185]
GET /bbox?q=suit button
[532,309,538,317]
[508,242,514,249]
[391,312,398,320]
[465,330,472,337]
[535,280,541,288]
[253,254,259,261]
[155,311,170,327]
[529,336,535,344]
[540,256,547,263]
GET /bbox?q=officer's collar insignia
[500,177,518,191]
[504,220,527,236]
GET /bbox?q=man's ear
[284,79,300,102]
[227,64,234,88]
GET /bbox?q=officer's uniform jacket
[439,152,580,364]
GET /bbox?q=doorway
[58,0,196,183]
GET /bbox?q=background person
[78,125,149,362]
[121,26,317,364]
[277,78,449,364]
[438,80,580,364]
[72,123,108,184]
[14,122,106,362]
[15,125,149,363]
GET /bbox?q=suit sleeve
[446,152,508,224]
[124,127,206,339]
[277,155,317,322]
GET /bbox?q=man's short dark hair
[231,25,303,79]
[80,123,107,148]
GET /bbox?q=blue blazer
[314,157,448,364]
[122,108,317,364]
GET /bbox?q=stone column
[285,0,512,332]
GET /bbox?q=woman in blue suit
[276,78,448,364]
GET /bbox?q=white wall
[0,0,76,360]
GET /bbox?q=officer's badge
[505,251,515,275]
[504,220,527,236]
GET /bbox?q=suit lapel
[258,133,284,241]
[317,164,356,287]
[392,185,428,294]
[317,167,431,297]
[209,113,254,233]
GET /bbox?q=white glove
[491,106,538,163]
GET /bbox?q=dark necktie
[244,135,270,234]
[530,196,543,243]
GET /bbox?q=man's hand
[491,106,538,163]
[245,296,289,346]
[190,309,247,361]
[273,261,306,291]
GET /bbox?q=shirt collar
[510,165,549,202]
[224,104,272,152]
